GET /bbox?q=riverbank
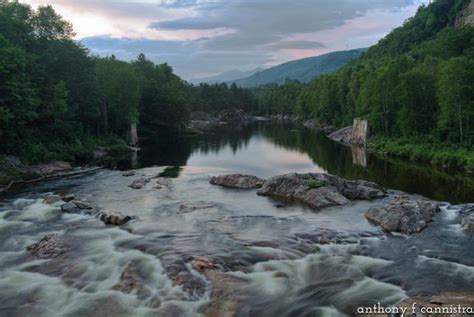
[367,137,474,174]
[302,121,474,175]
[0,136,132,188]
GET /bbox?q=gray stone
[257,173,385,209]
[43,194,62,205]
[62,194,76,202]
[99,212,132,226]
[179,202,215,214]
[61,201,80,213]
[328,126,353,145]
[210,174,264,189]
[365,196,440,234]
[129,178,149,189]
[71,200,93,210]
[26,234,66,259]
[122,171,136,177]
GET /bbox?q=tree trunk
[130,122,138,147]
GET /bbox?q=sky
[22,0,429,80]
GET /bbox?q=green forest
[1,0,473,172]
[0,0,256,165]
[257,0,474,170]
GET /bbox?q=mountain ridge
[229,48,367,88]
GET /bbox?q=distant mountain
[230,48,367,88]
[189,68,263,85]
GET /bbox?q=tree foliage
[257,0,474,146]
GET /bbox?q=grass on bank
[368,137,474,173]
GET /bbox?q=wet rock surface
[365,196,440,234]
[328,126,353,145]
[190,256,246,317]
[129,177,149,189]
[61,200,94,213]
[122,170,136,177]
[210,174,264,189]
[257,173,385,209]
[371,292,474,317]
[462,213,474,233]
[26,234,66,259]
[99,212,132,226]
[112,262,148,296]
[178,201,215,214]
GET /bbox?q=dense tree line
[188,82,257,114]
[258,0,474,146]
[0,1,255,163]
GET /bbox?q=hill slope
[230,48,367,88]
[189,68,262,85]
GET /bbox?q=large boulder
[26,234,66,259]
[257,173,385,209]
[328,126,353,145]
[365,196,440,234]
[210,174,264,189]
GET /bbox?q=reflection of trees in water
[123,123,472,202]
[259,123,474,203]
[190,126,254,156]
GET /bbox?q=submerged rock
[191,256,219,272]
[365,196,440,234]
[112,262,147,296]
[129,177,149,189]
[189,256,245,317]
[257,173,385,209]
[462,213,474,233]
[179,202,215,214]
[43,194,62,205]
[99,212,132,226]
[155,177,173,190]
[26,234,66,259]
[210,174,264,189]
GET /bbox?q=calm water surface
[0,123,473,317]
[128,123,474,204]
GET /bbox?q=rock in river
[61,200,93,213]
[462,213,474,233]
[99,212,132,226]
[365,196,440,234]
[178,202,215,214]
[129,177,149,189]
[112,262,148,296]
[210,174,264,189]
[26,234,66,259]
[257,173,385,209]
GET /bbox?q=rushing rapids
[0,124,473,316]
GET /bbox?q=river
[0,122,473,316]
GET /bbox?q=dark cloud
[77,0,425,78]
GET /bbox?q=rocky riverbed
[0,164,473,317]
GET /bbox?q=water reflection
[120,123,473,203]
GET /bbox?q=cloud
[23,0,428,78]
